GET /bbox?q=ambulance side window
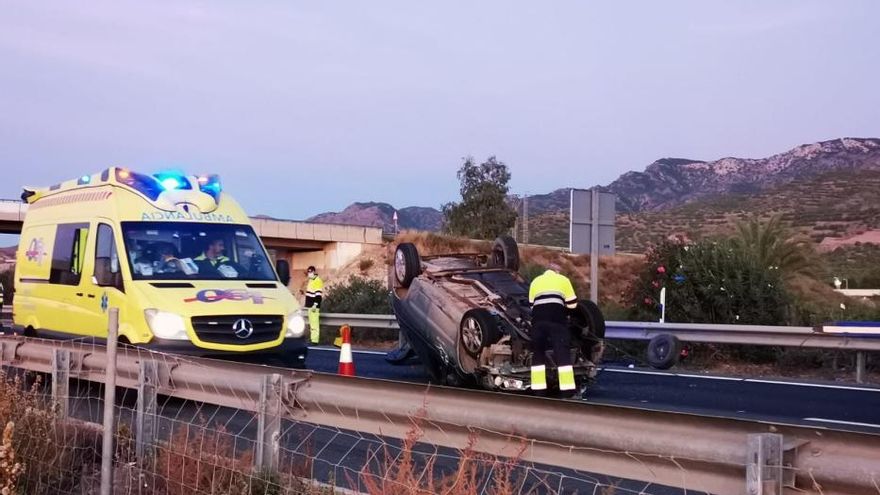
[50,223,90,286]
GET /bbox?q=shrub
[627,239,789,325]
[322,276,390,314]
[518,263,545,284]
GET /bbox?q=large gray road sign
[570,188,616,302]
[570,189,615,255]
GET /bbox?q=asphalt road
[307,345,880,435]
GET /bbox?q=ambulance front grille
[191,315,284,345]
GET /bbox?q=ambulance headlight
[144,309,189,340]
[286,310,306,338]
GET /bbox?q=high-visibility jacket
[528,270,577,324]
[306,276,324,308]
[194,253,230,266]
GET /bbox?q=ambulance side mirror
[94,257,123,291]
[276,259,291,287]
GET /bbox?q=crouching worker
[528,263,577,394]
[305,266,324,344]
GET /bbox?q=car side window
[50,223,90,285]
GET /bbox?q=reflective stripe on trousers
[308,306,320,344]
[557,365,575,391]
[530,365,547,391]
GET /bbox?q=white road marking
[601,367,880,392]
[308,346,388,356]
[803,417,880,429]
[744,379,880,393]
[601,368,674,377]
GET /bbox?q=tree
[442,156,517,240]
[731,215,820,280]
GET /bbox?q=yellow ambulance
[13,167,308,367]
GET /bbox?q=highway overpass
[0,198,383,290]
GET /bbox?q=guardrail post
[100,308,119,495]
[855,351,866,383]
[746,433,783,495]
[51,348,70,418]
[136,359,158,466]
[255,373,282,472]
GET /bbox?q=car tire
[394,243,421,288]
[459,308,501,359]
[491,236,520,271]
[646,334,682,370]
[570,299,606,339]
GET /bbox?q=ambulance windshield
[121,222,277,281]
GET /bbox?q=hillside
[307,202,443,231]
[306,138,880,246]
[524,169,880,252]
[603,137,880,212]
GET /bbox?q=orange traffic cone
[337,325,356,376]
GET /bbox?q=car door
[82,222,126,338]
[42,222,92,334]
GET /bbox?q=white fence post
[255,373,282,472]
[100,308,119,495]
[51,348,70,418]
[136,359,158,466]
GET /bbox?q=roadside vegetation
[0,370,560,495]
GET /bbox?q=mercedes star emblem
[232,318,254,339]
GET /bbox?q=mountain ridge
[302,137,880,249]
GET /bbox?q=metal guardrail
[323,313,880,351]
[0,335,877,495]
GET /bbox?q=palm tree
[731,215,819,280]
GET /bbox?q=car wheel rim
[462,317,482,354]
[657,343,668,359]
[493,248,503,266]
[395,250,406,282]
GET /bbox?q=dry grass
[393,231,489,256]
[390,231,645,306]
[0,371,103,494]
[357,417,529,495]
[0,421,23,494]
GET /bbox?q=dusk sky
[1,1,878,227]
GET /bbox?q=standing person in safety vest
[305,266,324,344]
[528,263,578,394]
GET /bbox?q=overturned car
[389,236,605,395]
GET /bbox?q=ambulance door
[44,223,91,334]
[84,222,126,339]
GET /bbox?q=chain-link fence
[1,328,876,495]
[0,337,726,495]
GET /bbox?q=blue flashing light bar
[197,174,222,200]
[160,177,181,190]
[77,175,92,185]
[112,168,220,202]
[153,172,192,191]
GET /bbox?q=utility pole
[522,193,529,245]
